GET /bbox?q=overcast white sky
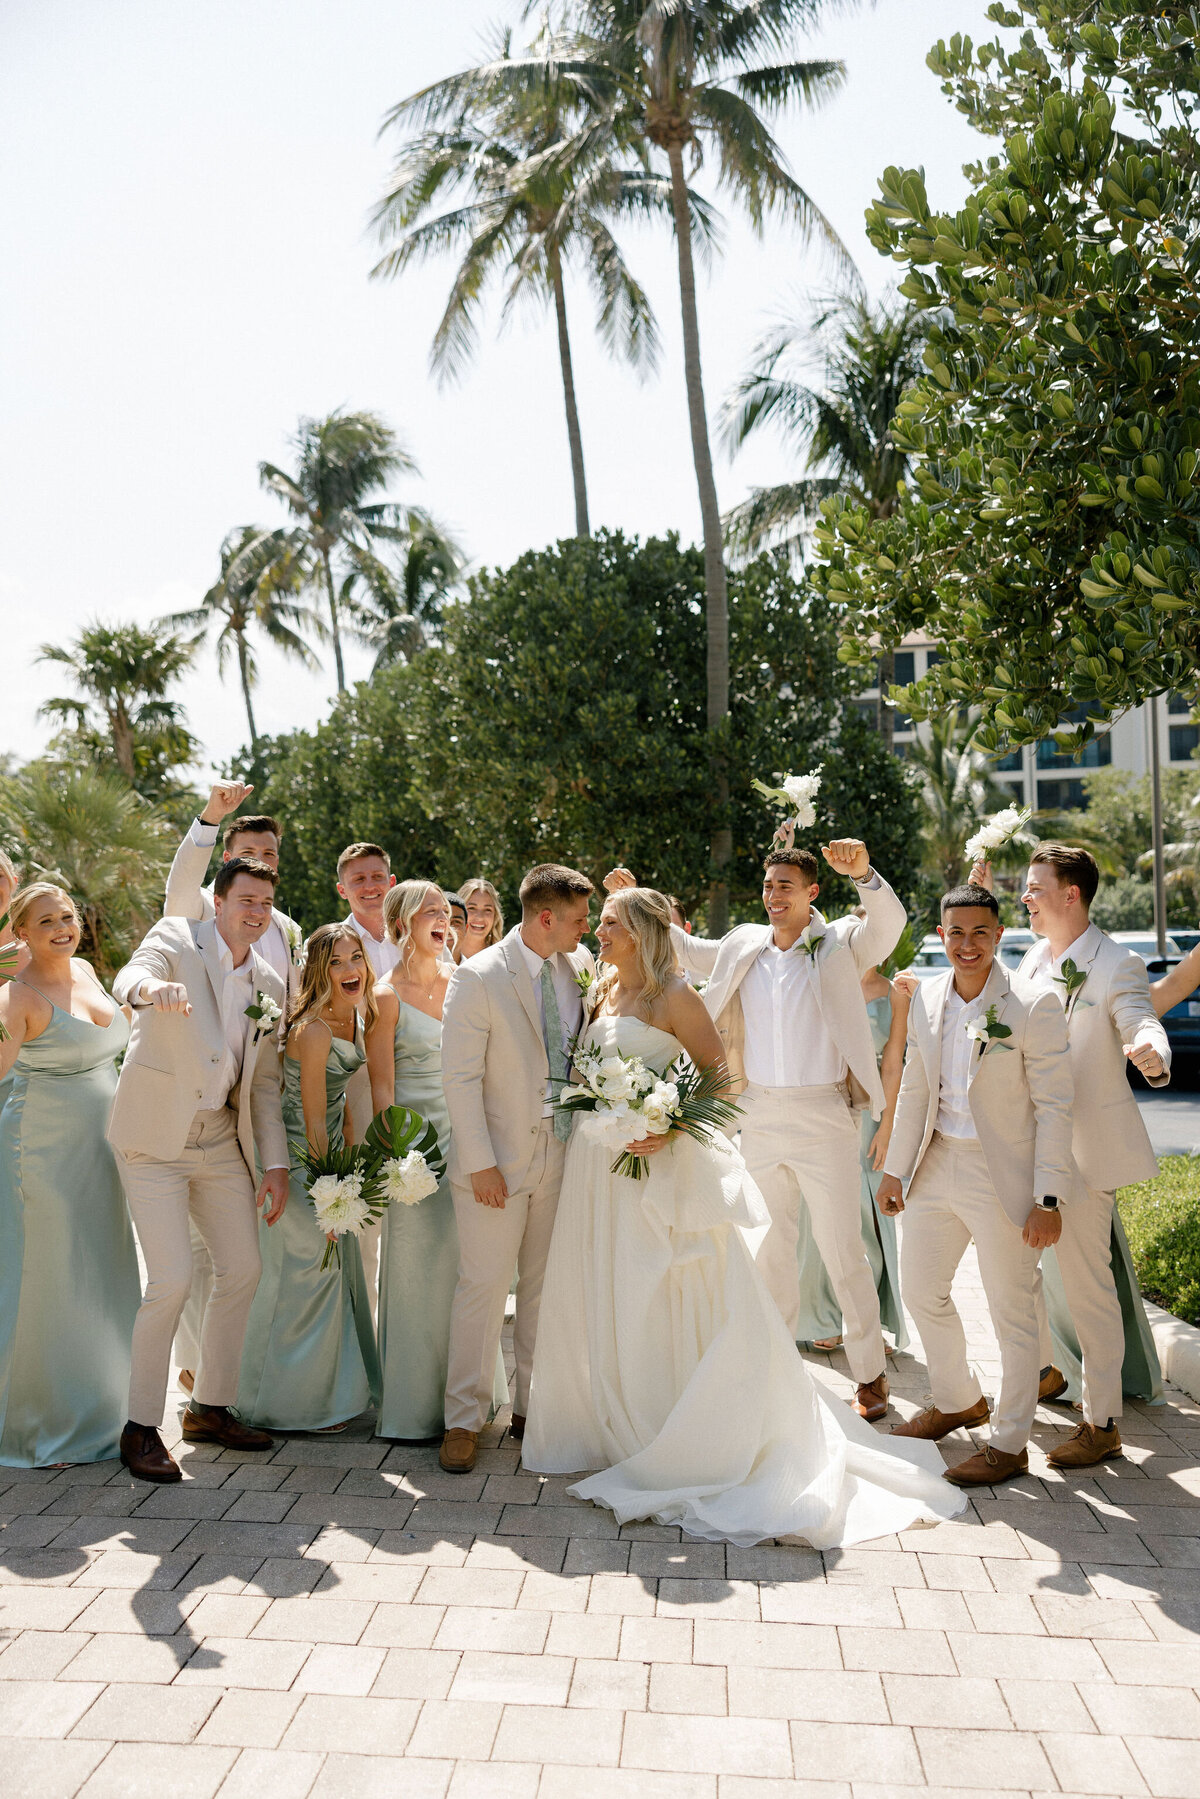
[2,0,994,778]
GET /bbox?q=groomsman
[109,859,289,1482]
[440,864,595,1473]
[879,884,1074,1487]
[607,839,905,1421]
[338,842,400,979]
[988,844,1169,1468]
[164,781,303,1391]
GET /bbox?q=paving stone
[371,1647,461,1700]
[1078,1682,1200,1738]
[1038,1730,1151,1795]
[1095,1640,1200,1686]
[372,1531,473,1567]
[900,1524,1027,1560]
[360,1604,445,1649]
[195,1690,303,1749]
[252,1597,373,1643]
[433,1607,551,1655]
[728,1665,886,1724]
[308,1562,422,1604]
[212,1747,324,1799]
[465,1536,567,1575]
[760,1584,903,1628]
[185,1593,271,1638]
[308,1752,453,1797]
[785,1721,922,1785]
[61,1632,193,1683]
[649,1662,728,1715]
[76,1741,238,1799]
[281,1692,419,1754]
[882,1672,1011,1730]
[1125,1734,1200,1798]
[407,1697,502,1760]
[545,1612,622,1661]
[563,1539,630,1575]
[567,1656,648,1710]
[0,1679,105,1738]
[449,1649,572,1707]
[492,1702,624,1766]
[1032,1591,1156,1639]
[0,1738,108,1798]
[948,1631,1109,1681]
[0,1587,93,1630]
[0,1630,93,1679]
[542,1770,716,1799]
[587,1573,657,1616]
[895,1589,974,1632]
[446,1764,541,1799]
[619,1615,693,1664]
[962,1592,1047,1635]
[70,1683,219,1743]
[913,1724,1057,1790]
[68,1550,200,1592]
[693,1619,841,1672]
[293,1643,386,1695]
[175,1636,312,1689]
[656,1580,761,1620]
[998,1677,1098,1733]
[0,1550,94,1587]
[415,1566,525,1609]
[498,1505,619,1539]
[838,1625,955,1674]
[823,1550,927,1588]
[516,1571,589,1613]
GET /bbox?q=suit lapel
[196,918,226,1019]
[967,961,1009,1088]
[1064,923,1102,1022]
[802,907,826,1013]
[504,932,547,1049]
[926,970,952,1108]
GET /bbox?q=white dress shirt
[515,935,584,1114]
[741,939,847,1089]
[935,985,988,1139]
[190,819,290,986]
[1021,929,1090,1005]
[346,912,400,978]
[195,937,256,1112]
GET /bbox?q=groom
[439,862,595,1473]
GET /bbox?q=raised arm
[1110,949,1171,1087]
[822,840,907,973]
[670,922,722,979]
[1151,942,1200,1019]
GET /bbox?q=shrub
[1119,1156,1200,1327]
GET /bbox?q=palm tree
[162,525,321,750]
[374,24,685,540]
[906,710,1020,892]
[347,512,466,671]
[38,620,198,794]
[260,410,416,692]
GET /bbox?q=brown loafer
[439,1428,478,1472]
[944,1444,1029,1487]
[509,1413,526,1442]
[120,1423,182,1484]
[177,1369,195,1395]
[852,1373,889,1421]
[181,1405,275,1451]
[891,1396,990,1440]
[1046,1421,1123,1469]
[1038,1365,1069,1404]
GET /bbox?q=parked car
[1111,930,1182,962]
[910,934,951,979]
[1143,955,1200,1071]
[1170,928,1200,954]
[999,928,1037,968]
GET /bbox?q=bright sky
[2,0,994,779]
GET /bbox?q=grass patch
[1119,1155,1200,1327]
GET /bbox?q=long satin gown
[237,1027,380,1431]
[795,996,908,1352]
[376,1001,506,1439]
[0,1003,139,1466]
[524,1016,964,1548]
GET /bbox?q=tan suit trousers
[1035,1180,1125,1425]
[902,1133,1040,1454]
[445,1120,565,1432]
[740,1083,886,1384]
[115,1107,262,1427]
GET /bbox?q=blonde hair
[9,882,79,940]
[0,849,19,890]
[384,880,449,973]
[457,877,504,947]
[596,886,679,1019]
[288,924,378,1038]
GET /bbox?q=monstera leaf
[365,1104,446,1182]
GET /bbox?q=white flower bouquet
[302,1103,445,1269]
[965,806,1034,867]
[557,1041,742,1180]
[752,768,823,845]
[0,910,17,1043]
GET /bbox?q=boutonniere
[283,919,303,964]
[1054,957,1089,1011]
[798,925,826,962]
[575,967,603,1013]
[965,1003,1013,1054]
[245,990,282,1043]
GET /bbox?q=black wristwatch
[1035,1195,1060,1212]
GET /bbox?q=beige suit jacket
[441,928,595,1192]
[677,874,907,1117]
[164,826,303,1014]
[885,962,1076,1228]
[1015,923,1169,1192]
[108,917,288,1176]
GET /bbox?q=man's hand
[969,858,994,891]
[603,867,637,894]
[890,970,920,1006]
[876,1173,905,1215]
[472,1165,509,1208]
[141,980,192,1015]
[200,780,254,827]
[257,1167,289,1226]
[1125,1042,1166,1081]
[1023,1206,1063,1250]
[822,839,870,882]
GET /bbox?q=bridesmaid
[0,851,27,1117]
[795,955,912,1356]
[0,883,140,1466]
[456,878,504,960]
[368,881,506,1438]
[237,924,381,1433]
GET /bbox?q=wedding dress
[523,1015,966,1548]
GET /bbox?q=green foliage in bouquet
[364,1103,446,1181]
[301,1104,444,1269]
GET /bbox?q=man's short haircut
[337,841,391,879]
[519,863,594,915]
[763,847,820,884]
[1029,842,1100,907]
[213,855,279,900]
[224,813,282,850]
[941,882,1000,919]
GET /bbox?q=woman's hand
[625,1132,672,1157]
[869,1116,893,1171]
[890,970,920,1005]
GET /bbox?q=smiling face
[410,887,451,962]
[327,934,368,1007]
[596,897,636,968]
[1022,861,1079,939]
[214,874,276,955]
[543,894,592,956]
[938,906,1003,987]
[462,890,497,951]
[226,828,280,875]
[15,890,80,961]
[761,862,820,940]
[337,856,396,926]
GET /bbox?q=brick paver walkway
[2,1250,1199,1799]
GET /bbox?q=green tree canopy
[811,2,1200,758]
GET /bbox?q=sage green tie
[540,961,573,1141]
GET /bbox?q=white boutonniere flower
[245,990,282,1042]
[798,923,826,962]
[965,806,1034,865]
[965,1003,1013,1054]
[283,919,303,964]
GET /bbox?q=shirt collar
[217,933,253,982]
[517,933,549,980]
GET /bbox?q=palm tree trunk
[111,701,136,783]
[666,140,730,934]
[322,548,346,691]
[236,630,259,749]
[549,249,590,539]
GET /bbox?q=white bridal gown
[523,1015,966,1548]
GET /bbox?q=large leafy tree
[374,24,674,541]
[163,525,320,750]
[260,409,416,692]
[38,620,198,802]
[812,3,1200,760]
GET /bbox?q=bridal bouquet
[965,805,1034,866]
[557,1042,742,1180]
[753,768,823,846]
[0,911,17,1043]
[301,1103,444,1269]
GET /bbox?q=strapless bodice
[582,1013,682,1077]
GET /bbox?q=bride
[523,885,966,1547]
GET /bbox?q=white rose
[381,1150,439,1207]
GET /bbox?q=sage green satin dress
[237,1027,380,1431]
[376,1001,507,1439]
[0,1003,139,1466]
[795,996,909,1353]
[1042,1208,1163,1404]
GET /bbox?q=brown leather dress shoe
[944,1443,1029,1487]
[891,1396,990,1440]
[852,1373,889,1421]
[1038,1365,1069,1404]
[120,1422,182,1484]
[439,1428,478,1473]
[1046,1421,1123,1468]
[181,1405,275,1451]
[509,1413,526,1442]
